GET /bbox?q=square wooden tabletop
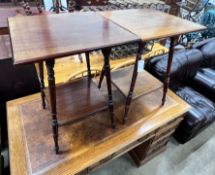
[98,9,206,41]
[8,12,140,65]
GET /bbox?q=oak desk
[8,12,140,153]
[98,9,206,122]
[7,68,190,175]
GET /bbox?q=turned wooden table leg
[85,51,92,78]
[35,0,42,13]
[67,0,75,12]
[55,0,60,13]
[123,41,145,124]
[38,61,46,109]
[98,64,105,89]
[102,48,115,128]
[46,60,59,154]
[162,36,175,105]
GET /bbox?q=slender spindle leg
[35,0,42,13]
[123,41,145,124]
[55,0,60,13]
[46,60,59,154]
[38,61,46,109]
[85,51,92,78]
[102,48,115,128]
[162,36,175,105]
[67,0,75,12]
[98,64,105,89]
[78,54,83,63]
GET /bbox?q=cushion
[146,49,203,89]
[174,86,215,143]
[192,68,215,102]
[193,38,215,68]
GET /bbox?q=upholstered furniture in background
[191,38,215,101]
[146,38,215,143]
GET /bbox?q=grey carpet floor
[92,121,215,175]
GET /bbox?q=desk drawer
[155,117,183,139]
[147,139,169,155]
[76,131,155,174]
[152,129,175,146]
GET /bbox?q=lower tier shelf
[46,78,108,126]
[111,67,163,99]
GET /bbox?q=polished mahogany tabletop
[8,11,140,65]
[98,9,206,41]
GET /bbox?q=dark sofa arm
[194,38,215,68]
[192,37,215,49]
[146,49,203,89]
[174,86,215,143]
[192,68,215,102]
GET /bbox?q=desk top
[7,69,190,175]
[8,12,139,65]
[99,9,206,41]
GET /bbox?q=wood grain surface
[99,9,206,41]
[111,67,163,99]
[8,12,139,65]
[7,69,190,175]
[0,35,11,60]
[46,78,108,125]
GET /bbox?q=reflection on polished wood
[99,9,206,41]
[7,70,190,175]
[8,12,139,65]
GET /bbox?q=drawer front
[76,131,155,174]
[152,129,175,146]
[144,145,166,162]
[147,138,169,155]
[155,117,183,138]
